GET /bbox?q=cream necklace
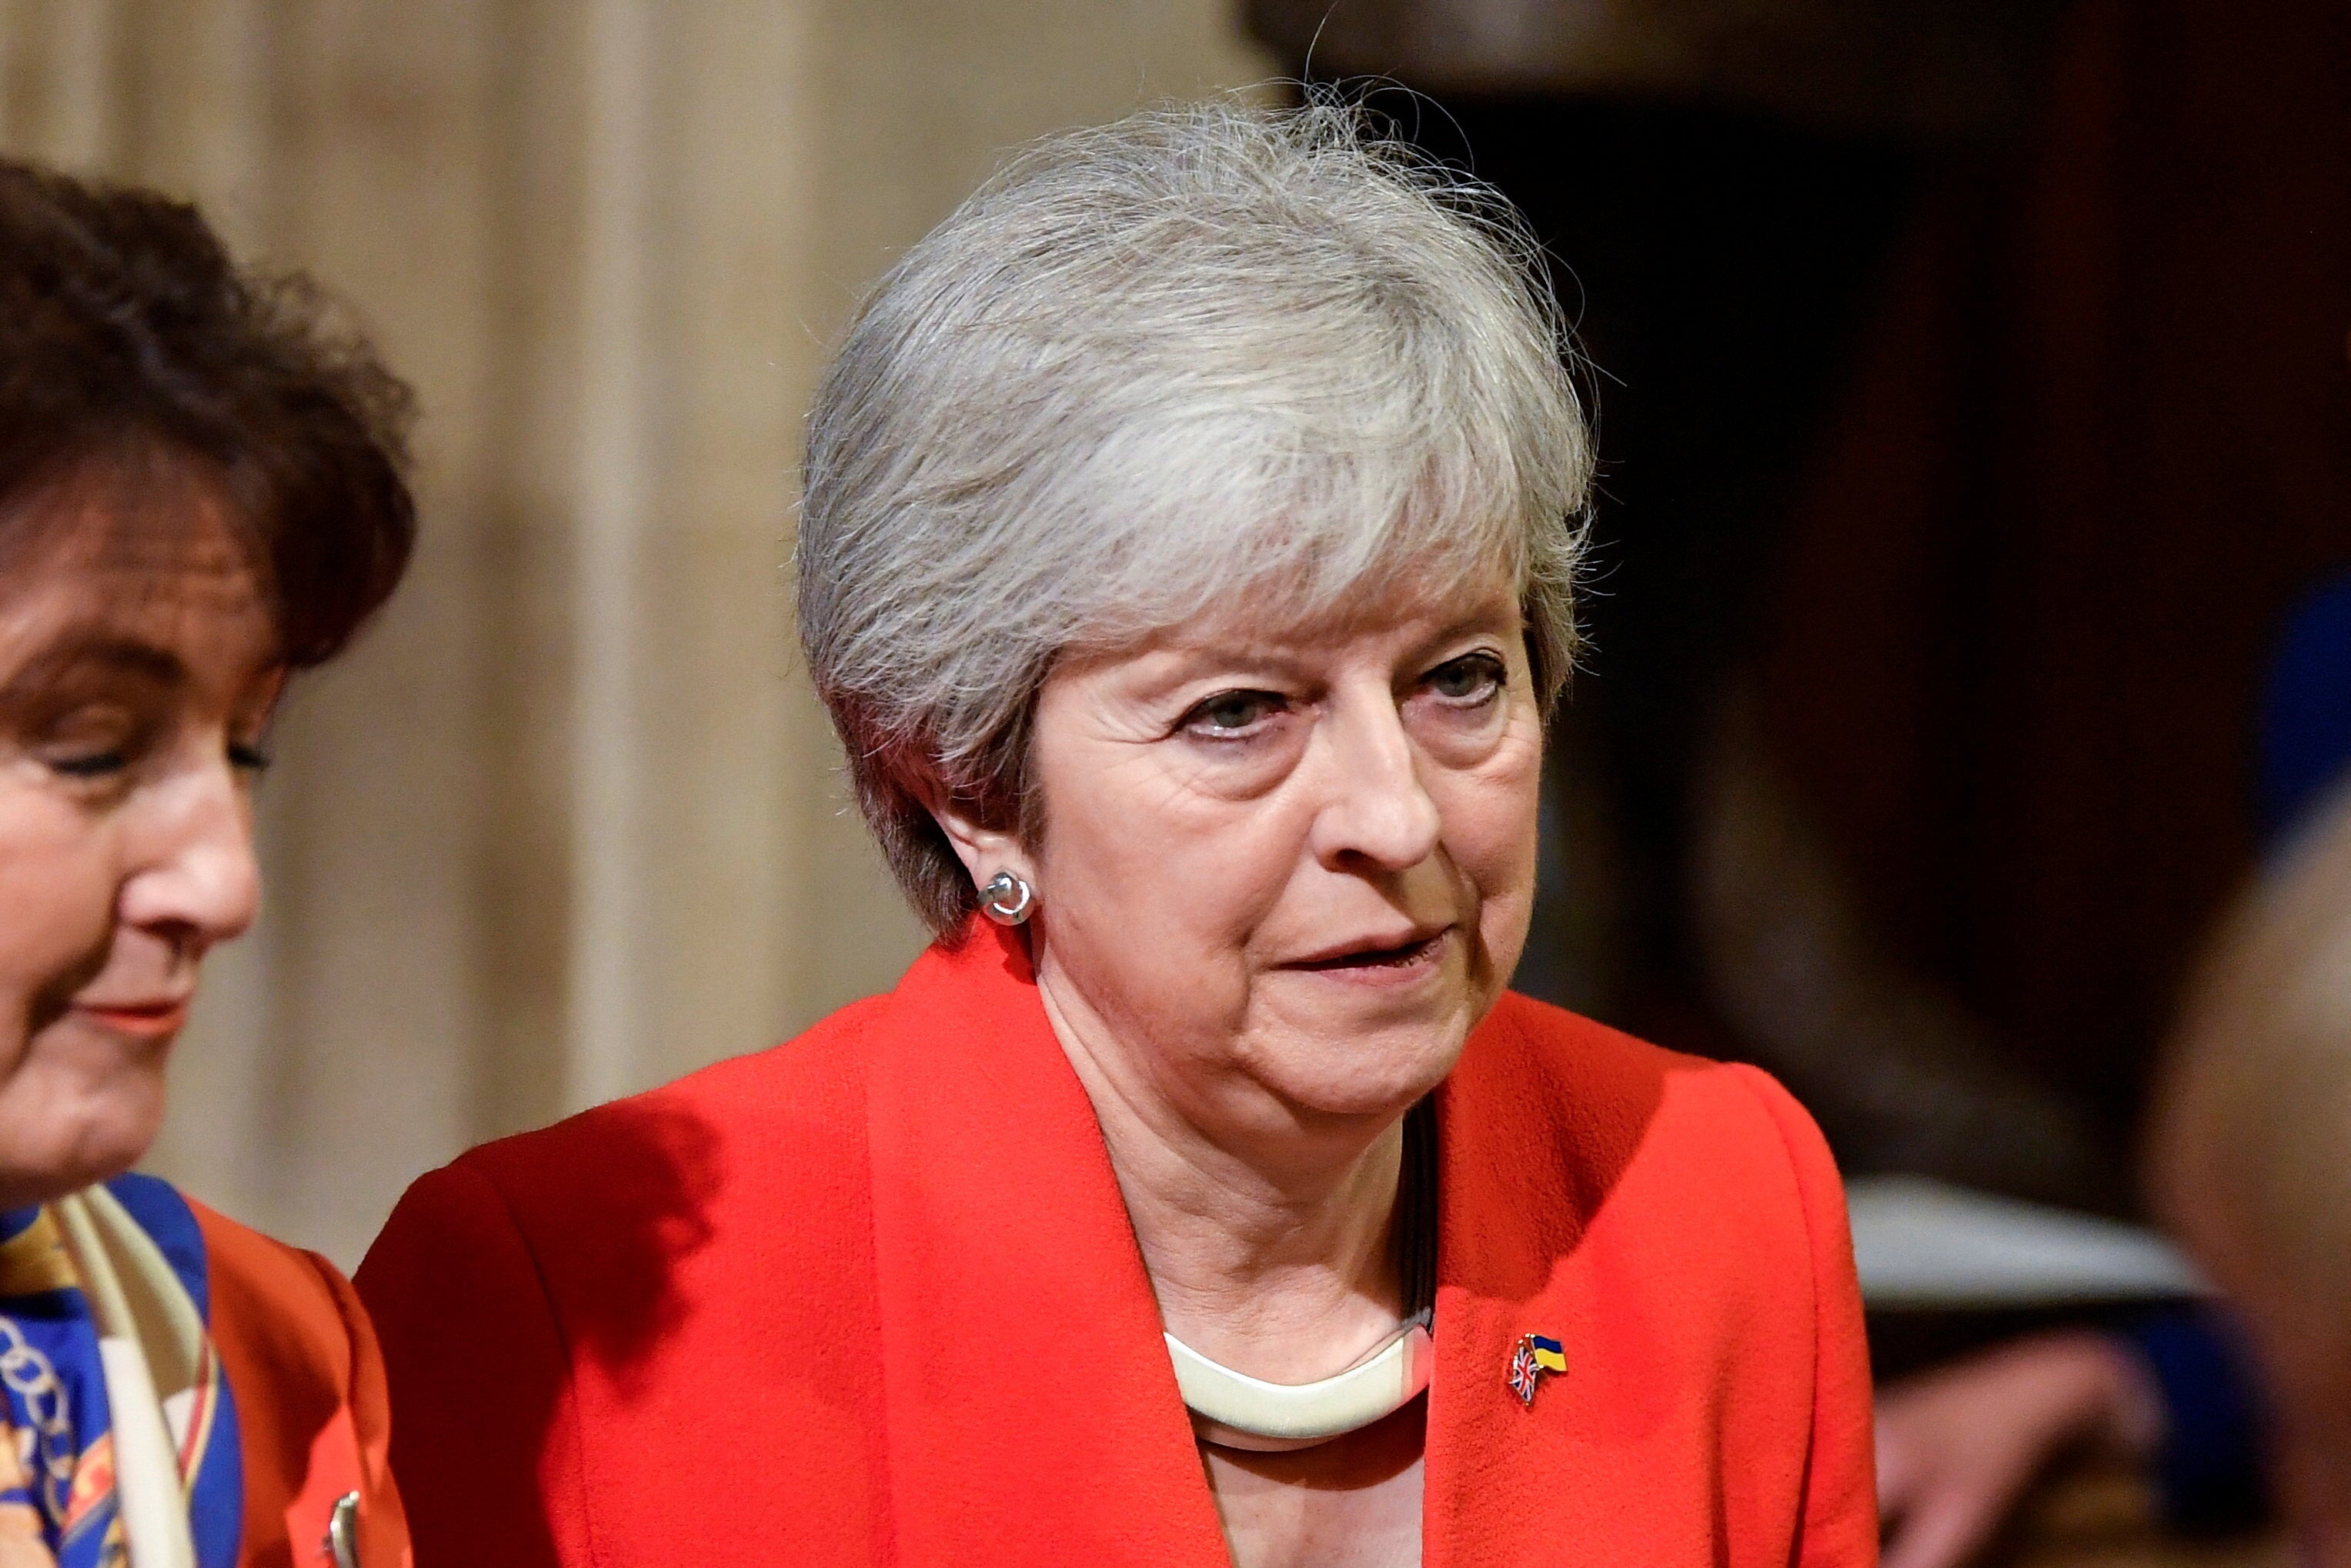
[1169,1097,1439,1453]
[1167,1310,1435,1451]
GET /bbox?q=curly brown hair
[0,156,416,666]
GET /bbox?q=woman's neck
[1036,959,1411,1386]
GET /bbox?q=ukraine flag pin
[1507,1333,1567,1406]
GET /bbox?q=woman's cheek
[0,812,118,1050]
[1454,752,1543,979]
[1452,738,1542,883]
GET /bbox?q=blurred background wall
[0,0,1270,1266]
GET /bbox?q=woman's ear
[917,781,1032,894]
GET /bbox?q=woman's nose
[117,759,262,953]
[1308,699,1444,872]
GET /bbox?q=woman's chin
[0,1053,168,1208]
[1246,1019,1471,1123]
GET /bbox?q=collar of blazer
[857,920,1698,1566]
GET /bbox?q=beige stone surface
[0,0,1270,1265]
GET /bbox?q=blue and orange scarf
[0,1174,241,1568]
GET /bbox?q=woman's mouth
[1287,929,1453,981]
[72,999,192,1041]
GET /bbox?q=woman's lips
[72,999,192,1040]
[1284,928,1453,983]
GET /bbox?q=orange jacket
[189,1200,410,1568]
[358,922,1875,1566]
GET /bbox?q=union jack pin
[1507,1333,1567,1406]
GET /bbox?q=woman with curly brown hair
[0,156,416,1568]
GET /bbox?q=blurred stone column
[1,0,1264,1266]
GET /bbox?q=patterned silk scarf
[0,1176,241,1568]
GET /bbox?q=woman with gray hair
[359,98,1875,1568]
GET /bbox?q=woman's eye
[1424,653,1505,704]
[229,741,274,774]
[45,749,129,779]
[25,701,155,783]
[1183,690,1285,736]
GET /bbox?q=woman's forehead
[1073,569,1523,674]
[0,579,277,700]
[0,493,279,692]
[8,459,253,569]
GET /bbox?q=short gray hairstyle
[798,95,1593,936]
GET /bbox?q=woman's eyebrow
[0,633,189,709]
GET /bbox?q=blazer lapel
[863,925,1232,1566]
[1421,1000,1677,1568]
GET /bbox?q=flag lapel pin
[1507,1333,1567,1406]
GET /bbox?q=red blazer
[357,923,1875,1567]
